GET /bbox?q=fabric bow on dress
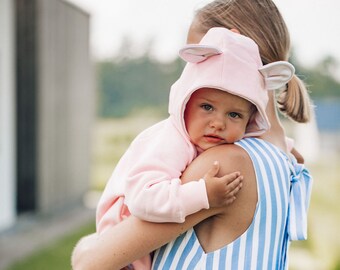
[287,160,313,241]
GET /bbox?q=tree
[97,51,340,118]
[290,52,340,98]
[97,55,184,118]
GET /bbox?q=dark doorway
[15,0,38,213]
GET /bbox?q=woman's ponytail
[277,74,312,123]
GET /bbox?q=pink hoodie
[96,116,207,229]
[95,27,295,269]
[96,28,275,233]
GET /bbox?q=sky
[66,0,340,69]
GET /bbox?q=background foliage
[97,52,340,119]
[98,56,184,118]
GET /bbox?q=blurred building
[313,99,340,156]
[0,0,94,232]
[290,97,340,164]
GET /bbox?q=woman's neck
[259,93,288,153]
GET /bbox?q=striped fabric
[151,138,312,270]
[287,161,313,240]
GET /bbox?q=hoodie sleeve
[286,136,295,152]
[124,120,209,223]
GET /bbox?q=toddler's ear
[259,61,295,90]
[179,45,222,63]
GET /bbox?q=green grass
[6,222,95,270]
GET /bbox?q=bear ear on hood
[179,44,222,63]
[259,61,295,90]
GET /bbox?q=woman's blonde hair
[195,0,311,122]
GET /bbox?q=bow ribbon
[287,161,313,241]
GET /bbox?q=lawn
[6,222,95,270]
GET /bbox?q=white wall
[0,0,16,231]
[37,0,94,213]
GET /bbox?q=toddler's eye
[229,112,241,118]
[201,104,213,111]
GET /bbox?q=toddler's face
[184,88,254,152]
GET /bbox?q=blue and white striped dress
[152,138,312,270]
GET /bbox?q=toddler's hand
[204,161,243,208]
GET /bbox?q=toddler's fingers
[224,196,237,205]
[230,182,243,196]
[226,175,243,190]
[204,161,220,179]
[223,171,241,184]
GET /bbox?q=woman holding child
[72,1,313,269]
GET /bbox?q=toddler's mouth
[204,134,224,143]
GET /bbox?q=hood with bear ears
[168,27,295,140]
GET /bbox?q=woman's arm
[72,145,244,270]
[72,208,220,270]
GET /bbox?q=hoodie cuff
[179,178,209,219]
[286,136,295,152]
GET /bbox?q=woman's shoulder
[204,143,251,167]
[184,143,253,179]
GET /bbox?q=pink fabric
[286,136,295,152]
[176,27,271,137]
[96,120,209,270]
[96,119,209,232]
